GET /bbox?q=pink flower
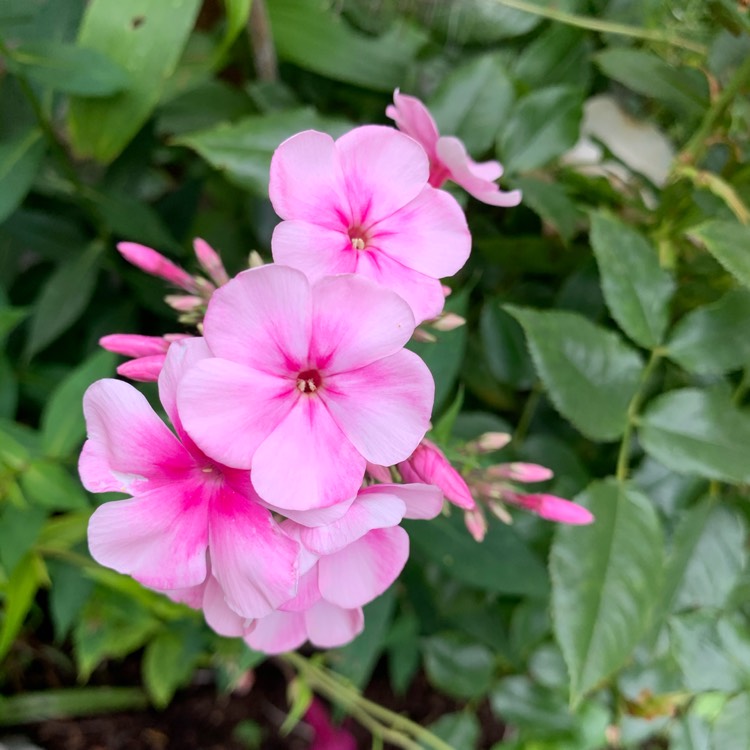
[99,332,191,383]
[304,699,357,750]
[398,439,476,510]
[504,491,594,525]
[386,89,522,208]
[79,338,300,619]
[178,265,434,512]
[269,125,471,323]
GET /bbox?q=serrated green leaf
[7,41,129,96]
[67,0,202,162]
[174,108,352,196]
[507,306,644,441]
[423,633,494,700]
[666,288,750,374]
[551,479,664,703]
[0,128,45,225]
[640,388,750,484]
[590,211,675,348]
[689,220,750,289]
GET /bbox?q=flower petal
[245,610,307,654]
[367,483,444,520]
[279,567,322,612]
[202,574,250,637]
[271,220,355,281]
[305,600,364,649]
[78,439,122,493]
[386,89,440,163]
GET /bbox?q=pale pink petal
[487,462,554,483]
[99,334,169,357]
[83,379,192,489]
[117,242,199,292]
[370,186,471,279]
[373,483,444,520]
[335,125,428,225]
[164,581,205,610]
[354,250,446,324]
[508,492,594,525]
[202,574,251,637]
[245,610,307,654]
[88,483,209,590]
[78,439,122,493]
[209,484,300,618]
[178,358,294,470]
[436,137,522,207]
[386,89,440,163]
[116,355,166,382]
[318,527,408,609]
[323,350,433,466]
[265,497,356,528]
[309,274,415,374]
[269,130,348,226]
[201,266,312,376]
[366,463,392,483]
[305,600,364,649]
[296,490,406,556]
[279,567,322,612]
[251,397,366,510]
[271,220,355,280]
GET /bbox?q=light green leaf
[0,503,46,576]
[713,694,750,750]
[67,0,202,163]
[40,349,116,459]
[490,676,576,736]
[666,288,750,374]
[514,24,592,90]
[507,306,644,442]
[499,86,583,174]
[640,388,750,484]
[689,220,750,289]
[268,0,426,91]
[174,108,351,196]
[423,633,494,700]
[590,211,675,348]
[426,712,480,749]
[0,128,45,225]
[215,0,253,62]
[7,41,129,96]
[551,479,664,703]
[0,552,45,662]
[429,53,515,154]
[20,459,89,511]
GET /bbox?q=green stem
[615,349,662,482]
[490,0,706,53]
[513,382,541,445]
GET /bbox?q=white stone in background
[0,737,46,750]
[562,94,675,187]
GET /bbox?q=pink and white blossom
[269,125,471,323]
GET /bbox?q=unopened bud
[474,432,512,453]
[412,327,437,343]
[117,242,199,293]
[488,500,513,525]
[464,508,487,542]
[431,312,466,332]
[193,238,230,286]
[248,250,265,268]
[487,462,554,483]
[165,294,204,312]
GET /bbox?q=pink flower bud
[99,333,170,358]
[165,294,204,312]
[117,242,199,293]
[464,508,487,542]
[474,431,512,453]
[366,462,392,483]
[193,238,229,286]
[487,462,554,483]
[412,327,437,343]
[506,492,594,525]
[305,698,357,750]
[116,354,167,382]
[431,312,466,332]
[487,499,513,525]
[398,439,475,510]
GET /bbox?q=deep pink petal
[271,220,355,281]
[309,274,415,374]
[88,482,209,590]
[305,698,357,750]
[209,483,300,618]
[370,186,471,279]
[178,358,294,469]
[509,492,594,525]
[386,89,440,163]
[116,355,166,382]
[117,242,198,292]
[269,130,349,226]
[324,350,433,466]
[251,397,366,510]
[201,266,312,376]
[335,125,429,225]
[305,600,364,649]
[318,527,409,609]
[245,610,307,654]
[99,334,170,358]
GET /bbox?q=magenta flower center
[296,368,323,394]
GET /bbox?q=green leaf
[0,128,45,225]
[268,0,426,91]
[499,86,583,174]
[0,503,46,576]
[40,349,116,459]
[423,633,494,700]
[20,459,89,511]
[507,306,644,442]
[48,560,94,642]
[67,0,202,163]
[0,552,45,662]
[174,108,351,196]
[514,24,592,90]
[666,288,750,374]
[480,301,535,389]
[429,53,515,154]
[24,242,103,360]
[640,388,750,484]
[689,220,750,289]
[215,0,253,62]
[713,694,750,750]
[590,211,675,348]
[426,712,480,749]
[0,354,16,419]
[490,676,576,736]
[512,177,583,244]
[7,41,129,96]
[405,512,548,598]
[0,305,29,342]
[551,479,664,703]
[595,48,708,117]
[386,613,420,695]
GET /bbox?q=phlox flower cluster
[81,92,589,654]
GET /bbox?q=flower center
[296,368,322,394]
[348,226,368,251]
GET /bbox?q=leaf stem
[513,381,542,445]
[490,0,706,53]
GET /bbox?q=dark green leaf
[215,0,253,62]
[590,211,675,348]
[688,220,750,289]
[512,177,583,244]
[480,301,535,389]
[423,633,494,700]
[640,388,750,484]
[48,560,95,642]
[490,676,576,736]
[507,306,644,441]
[0,305,29,342]
[0,552,45,661]
[425,712,480,749]
[0,128,45,225]
[386,613,420,695]
[514,24,592,90]
[551,479,664,703]
[666,288,750,374]
[0,502,46,575]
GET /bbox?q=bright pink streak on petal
[245,610,307,654]
[116,355,166,382]
[99,334,170,357]
[309,274,415,374]
[271,220,354,280]
[87,482,209,590]
[251,397,366,511]
[305,601,364,649]
[193,238,229,286]
[318,527,409,609]
[386,89,440,164]
[202,266,312,376]
[507,492,594,525]
[117,242,199,292]
[324,350,433,466]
